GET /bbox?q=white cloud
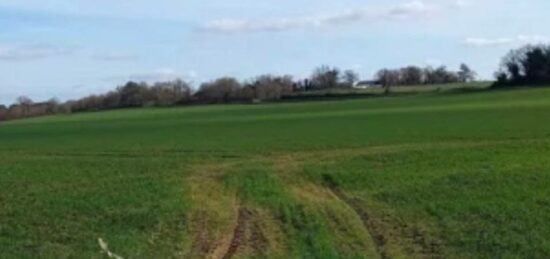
[202,1,452,34]
[387,1,435,16]
[464,35,550,47]
[0,44,73,61]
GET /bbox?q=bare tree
[311,66,340,89]
[117,81,150,107]
[152,79,192,106]
[458,63,476,82]
[342,70,360,88]
[16,96,33,116]
[400,66,423,85]
[0,105,8,121]
[16,96,33,106]
[376,69,400,94]
[45,98,60,114]
[196,77,242,103]
[101,91,121,109]
[249,74,294,101]
[424,66,458,84]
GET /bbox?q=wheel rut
[221,207,252,259]
[323,174,390,259]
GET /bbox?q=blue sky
[1,0,549,105]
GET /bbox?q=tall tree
[196,77,242,103]
[250,74,294,100]
[342,70,360,88]
[16,96,33,116]
[151,79,192,106]
[400,66,423,85]
[311,66,340,89]
[45,98,60,114]
[376,69,400,94]
[0,105,8,121]
[117,81,149,107]
[458,63,476,82]
[495,44,550,86]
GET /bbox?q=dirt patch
[411,227,444,258]
[189,210,216,257]
[219,207,271,259]
[222,207,252,259]
[249,218,268,254]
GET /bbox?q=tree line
[494,44,550,87]
[8,42,550,122]
[1,63,478,122]
[375,64,476,88]
[0,96,66,121]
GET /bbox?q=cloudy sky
[1,0,549,104]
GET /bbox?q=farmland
[1,87,550,258]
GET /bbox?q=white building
[353,80,382,89]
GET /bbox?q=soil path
[221,207,251,259]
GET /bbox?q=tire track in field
[322,174,390,259]
[222,207,252,259]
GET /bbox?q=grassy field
[1,87,550,258]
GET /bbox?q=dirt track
[222,207,251,259]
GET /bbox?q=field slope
[1,88,550,258]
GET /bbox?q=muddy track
[249,218,268,254]
[222,207,252,259]
[323,174,390,259]
[189,210,215,257]
[411,227,444,259]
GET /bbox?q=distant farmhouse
[353,80,381,89]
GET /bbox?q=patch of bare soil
[222,207,251,259]
[189,210,216,257]
[249,218,268,253]
[217,207,271,259]
[411,227,444,258]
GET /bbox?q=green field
[2,87,550,258]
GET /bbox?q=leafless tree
[16,96,33,116]
[0,105,8,121]
[342,70,360,88]
[458,64,476,82]
[376,69,400,94]
[196,77,242,103]
[400,66,423,85]
[45,98,60,114]
[117,81,150,107]
[311,65,340,89]
[152,79,192,106]
[250,74,294,100]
